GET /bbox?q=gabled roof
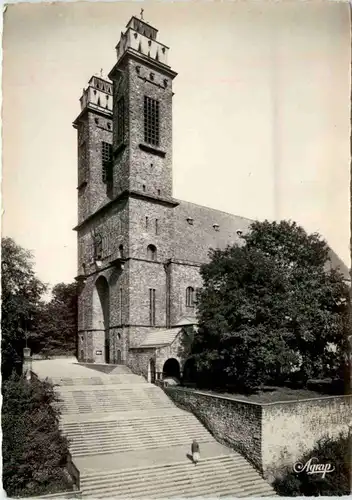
[174,316,197,327]
[137,327,183,348]
[325,248,350,282]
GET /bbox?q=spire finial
[140,8,144,20]
[100,68,103,77]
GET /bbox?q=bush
[2,374,73,497]
[273,433,351,496]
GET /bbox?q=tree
[1,237,46,380]
[2,374,72,497]
[31,282,78,356]
[188,221,349,391]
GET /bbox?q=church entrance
[162,358,180,380]
[93,276,110,364]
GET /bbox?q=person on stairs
[191,439,200,465]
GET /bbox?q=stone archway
[92,276,110,363]
[162,358,181,380]
[148,358,156,383]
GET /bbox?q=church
[73,15,348,382]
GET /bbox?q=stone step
[65,426,211,441]
[56,382,151,393]
[51,374,145,386]
[71,438,215,457]
[80,455,276,498]
[61,407,184,424]
[62,413,214,456]
[81,456,250,485]
[62,412,203,431]
[60,402,174,414]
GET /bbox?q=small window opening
[186,287,195,307]
[147,244,157,261]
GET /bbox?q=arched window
[147,244,157,261]
[186,287,195,307]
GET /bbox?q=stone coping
[167,386,352,407]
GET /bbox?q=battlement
[115,16,169,66]
[79,75,113,113]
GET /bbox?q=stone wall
[165,388,352,482]
[166,388,263,470]
[261,395,352,479]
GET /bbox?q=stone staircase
[61,413,214,457]
[37,359,276,498]
[57,384,174,414]
[80,455,275,498]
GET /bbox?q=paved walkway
[75,441,233,474]
[32,358,106,380]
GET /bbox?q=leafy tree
[273,433,351,496]
[31,282,78,356]
[188,221,349,391]
[1,237,46,379]
[2,374,72,497]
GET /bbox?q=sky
[2,0,351,288]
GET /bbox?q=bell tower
[108,15,177,201]
[73,74,113,224]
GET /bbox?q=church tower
[74,14,178,366]
[73,75,113,225]
[108,15,177,200]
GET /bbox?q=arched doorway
[162,358,180,380]
[92,276,110,363]
[148,358,156,383]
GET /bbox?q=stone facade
[166,388,352,481]
[73,15,350,378]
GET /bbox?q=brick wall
[165,389,352,482]
[128,347,154,378]
[169,262,202,325]
[261,395,352,479]
[165,388,263,470]
[128,58,174,199]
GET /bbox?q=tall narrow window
[120,288,123,324]
[186,287,195,307]
[147,244,157,261]
[93,233,103,261]
[144,96,160,146]
[149,289,156,326]
[102,141,113,183]
[79,141,87,184]
[116,96,125,144]
[155,219,158,235]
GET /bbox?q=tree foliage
[32,282,78,356]
[2,374,72,497]
[1,237,46,379]
[187,221,349,391]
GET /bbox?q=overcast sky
[2,1,350,287]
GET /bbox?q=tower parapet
[78,75,113,116]
[115,16,169,67]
